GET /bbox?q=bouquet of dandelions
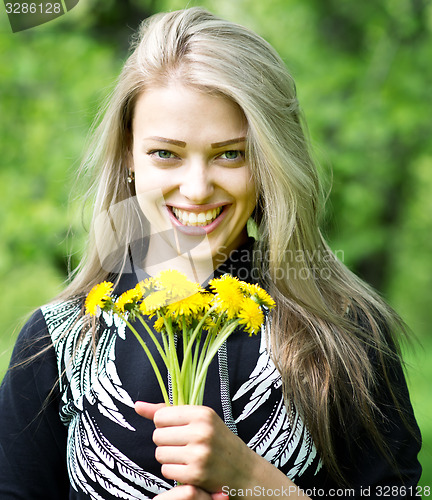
[85,270,275,406]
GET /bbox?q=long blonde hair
[61,7,411,482]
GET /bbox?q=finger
[153,405,214,428]
[212,493,229,500]
[153,426,190,446]
[155,445,188,465]
[135,401,166,420]
[155,484,212,500]
[160,463,189,483]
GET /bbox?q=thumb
[134,401,166,420]
[212,493,229,500]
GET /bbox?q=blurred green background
[1,0,431,486]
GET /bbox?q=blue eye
[148,150,176,159]
[220,150,244,161]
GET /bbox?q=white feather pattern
[41,300,172,498]
[231,324,322,478]
[233,327,281,422]
[42,302,136,429]
[67,410,170,498]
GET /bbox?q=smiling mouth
[169,206,223,227]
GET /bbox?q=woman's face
[130,83,257,267]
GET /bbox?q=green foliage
[0,10,123,354]
[1,0,431,484]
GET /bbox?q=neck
[142,228,250,284]
[143,230,215,284]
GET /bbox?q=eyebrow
[144,136,246,149]
[211,137,246,148]
[145,136,187,147]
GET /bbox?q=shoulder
[3,307,63,398]
[10,308,51,363]
[40,298,90,368]
[40,297,84,335]
[9,298,84,365]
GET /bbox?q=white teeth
[189,213,198,223]
[171,207,222,226]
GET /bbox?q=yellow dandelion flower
[166,292,203,318]
[115,288,140,313]
[238,298,264,335]
[197,292,214,311]
[203,316,218,330]
[85,281,114,316]
[175,282,203,302]
[209,274,241,292]
[156,269,192,292]
[240,282,276,309]
[155,269,204,304]
[153,316,165,332]
[144,290,169,312]
[135,278,155,298]
[133,280,148,300]
[210,275,244,319]
[139,300,149,315]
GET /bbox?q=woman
[0,7,421,499]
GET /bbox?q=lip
[166,204,230,235]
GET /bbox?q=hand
[135,401,251,493]
[154,484,229,500]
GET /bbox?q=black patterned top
[0,241,422,499]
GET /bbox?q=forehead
[132,83,247,140]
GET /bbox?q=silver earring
[127,169,135,183]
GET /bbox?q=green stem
[181,317,191,403]
[119,313,170,405]
[194,327,215,387]
[196,369,208,406]
[160,314,170,358]
[165,316,183,405]
[182,316,188,358]
[190,320,240,405]
[191,331,202,393]
[179,305,218,390]
[136,314,169,368]
[193,311,224,397]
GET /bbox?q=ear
[125,128,134,172]
[126,148,134,173]
[125,141,136,194]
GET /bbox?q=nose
[179,158,214,202]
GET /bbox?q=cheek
[132,168,171,222]
[237,173,257,211]
[134,167,174,195]
[134,167,157,192]
[222,167,256,198]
